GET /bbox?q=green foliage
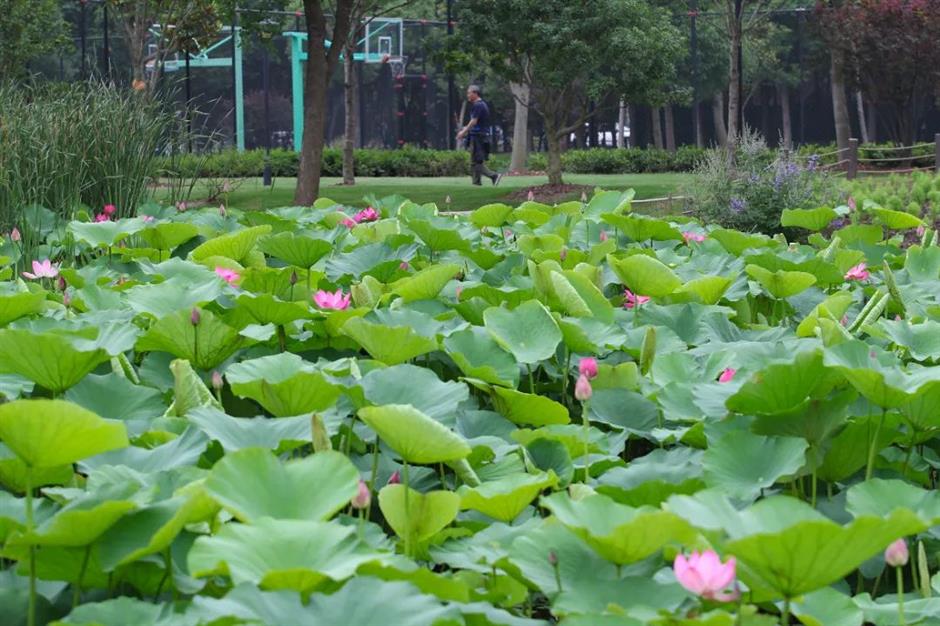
[0,0,68,81]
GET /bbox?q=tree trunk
[694,102,705,148]
[779,84,792,150]
[651,107,664,149]
[545,130,564,186]
[727,20,742,142]
[867,101,877,143]
[712,92,728,147]
[342,40,358,185]
[617,100,627,149]
[830,54,852,153]
[509,82,530,172]
[856,91,869,144]
[664,105,676,153]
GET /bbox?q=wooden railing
[814,134,940,179]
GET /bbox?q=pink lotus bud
[455,285,463,301]
[399,261,409,271]
[351,480,371,509]
[56,276,67,291]
[211,371,223,391]
[176,201,187,212]
[599,230,608,242]
[103,204,117,216]
[916,225,926,237]
[847,197,856,212]
[844,263,870,282]
[580,191,588,203]
[578,357,598,379]
[62,291,71,307]
[141,215,155,223]
[10,227,21,242]
[527,190,535,202]
[548,551,558,566]
[674,550,738,602]
[574,374,593,401]
[289,270,298,286]
[718,368,736,383]
[95,213,110,222]
[841,314,849,326]
[559,247,567,261]
[885,539,909,567]
[387,471,401,485]
[190,307,201,326]
[219,204,226,217]
[342,218,357,229]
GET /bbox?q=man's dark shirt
[469,99,490,136]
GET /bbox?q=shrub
[686,130,837,235]
[0,82,173,227]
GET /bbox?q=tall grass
[0,82,174,228]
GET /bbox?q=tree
[295,0,355,204]
[817,0,940,145]
[453,0,682,185]
[0,0,68,81]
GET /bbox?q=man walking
[456,85,502,186]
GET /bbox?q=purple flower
[807,154,820,171]
[730,197,747,214]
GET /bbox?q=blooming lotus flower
[351,480,371,509]
[353,207,379,223]
[885,539,909,567]
[10,227,21,242]
[95,213,110,222]
[623,289,650,309]
[103,204,117,216]
[141,215,155,223]
[388,471,401,485]
[215,267,240,285]
[342,218,357,229]
[314,289,351,310]
[844,263,869,282]
[599,230,608,242]
[176,201,188,212]
[574,374,593,401]
[22,259,60,280]
[579,357,598,379]
[674,550,738,601]
[718,368,736,383]
[683,231,706,244]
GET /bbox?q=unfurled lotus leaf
[443,327,519,388]
[675,275,732,305]
[389,263,460,303]
[341,317,437,365]
[780,207,838,231]
[136,308,243,371]
[359,364,469,426]
[0,291,45,326]
[517,234,564,258]
[358,404,470,464]
[0,329,111,392]
[204,448,358,522]
[488,385,569,426]
[709,229,773,255]
[258,232,333,268]
[745,265,816,299]
[608,254,681,297]
[408,219,472,253]
[484,301,561,365]
[459,471,558,522]
[225,353,341,417]
[869,206,924,230]
[702,429,808,501]
[379,485,461,545]
[541,492,694,565]
[186,407,310,453]
[234,293,310,326]
[190,225,272,265]
[585,189,634,218]
[725,350,832,415]
[68,218,147,248]
[137,222,199,251]
[470,203,514,228]
[602,214,682,242]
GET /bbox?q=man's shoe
[472,182,482,186]
[493,173,503,186]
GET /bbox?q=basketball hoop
[387,56,407,79]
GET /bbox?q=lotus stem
[277,325,287,353]
[780,597,790,625]
[811,468,817,508]
[528,365,535,394]
[72,545,91,608]
[403,461,411,557]
[866,408,887,481]
[897,566,907,625]
[581,400,591,483]
[24,467,35,626]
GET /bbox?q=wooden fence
[817,134,940,179]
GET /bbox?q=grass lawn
[172,173,690,212]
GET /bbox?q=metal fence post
[847,138,859,180]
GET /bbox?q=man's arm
[457,116,478,140]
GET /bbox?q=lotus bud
[290,270,298,286]
[388,470,401,485]
[10,227,21,242]
[211,370,223,391]
[886,539,909,567]
[445,195,452,205]
[574,374,593,402]
[190,307,201,326]
[599,230,608,242]
[580,191,588,203]
[56,275,67,291]
[548,551,558,566]
[578,357,598,379]
[527,190,535,202]
[399,261,409,271]
[62,291,71,308]
[559,247,567,262]
[311,414,332,452]
[219,204,227,217]
[351,479,371,510]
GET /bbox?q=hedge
[155,146,707,179]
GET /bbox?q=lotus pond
[0,191,939,626]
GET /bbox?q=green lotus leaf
[234,293,310,326]
[138,222,200,251]
[792,587,863,626]
[0,291,45,326]
[745,265,816,299]
[204,448,358,522]
[824,340,940,408]
[780,207,838,231]
[709,229,773,255]
[0,329,111,393]
[190,225,272,264]
[0,400,127,468]
[53,596,185,626]
[379,485,461,545]
[541,492,694,565]
[517,234,564,257]
[225,354,341,416]
[186,407,311,452]
[341,316,437,365]
[490,385,570,426]
[358,404,471,464]
[585,189,634,218]
[596,447,705,508]
[471,203,514,228]
[459,471,558,522]
[869,206,924,230]
[187,518,381,594]
[484,300,562,364]
[845,478,940,523]
[602,214,682,242]
[443,327,520,388]
[11,484,138,547]
[258,232,332,267]
[797,292,854,338]
[136,308,243,371]
[408,219,472,252]
[726,350,830,415]
[675,275,732,305]
[549,270,614,323]
[703,429,808,501]
[390,263,461,302]
[68,217,147,248]
[360,364,469,426]
[608,254,680,297]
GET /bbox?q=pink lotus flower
[574,374,593,401]
[215,267,240,285]
[388,471,401,485]
[916,225,925,237]
[674,550,738,601]
[95,213,110,222]
[176,201,188,212]
[342,218,357,229]
[683,231,706,244]
[718,368,736,383]
[578,357,598,379]
[211,371,223,391]
[314,289,351,310]
[623,289,650,309]
[527,190,535,202]
[22,259,60,280]
[560,247,568,262]
[141,215,155,223]
[353,207,379,223]
[351,480,371,510]
[847,197,857,212]
[841,314,849,326]
[885,539,909,567]
[599,230,609,242]
[844,263,869,282]
[10,227,21,242]
[103,204,117,216]
[62,291,71,307]
[455,284,463,301]
[399,261,410,271]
